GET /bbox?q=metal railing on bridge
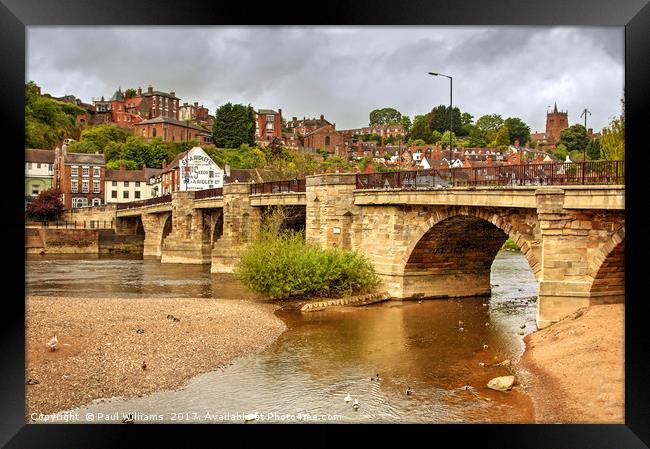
[116,194,172,210]
[26,220,114,229]
[250,178,306,195]
[194,187,224,200]
[356,160,624,189]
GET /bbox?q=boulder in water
[487,375,515,391]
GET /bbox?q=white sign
[179,147,224,191]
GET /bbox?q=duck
[352,399,360,410]
[244,412,259,423]
[406,387,413,396]
[344,393,352,403]
[46,334,58,352]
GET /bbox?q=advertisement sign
[179,147,224,191]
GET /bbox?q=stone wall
[26,229,99,254]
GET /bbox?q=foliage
[26,188,64,223]
[235,228,379,299]
[68,124,130,154]
[369,107,402,126]
[600,116,624,161]
[408,115,431,142]
[553,144,568,161]
[503,117,531,146]
[428,105,464,135]
[437,131,458,149]
[430,130,442,143]
[124,88,137,99]
[569,150,585,162]
[476,114,504,133]
[586,138,601,160]
[557,124,589,154]
[501,237,519,251]
[467,124,488,147]
[410,139,426,146]
[206,144,267,170]
[400,116,412,133]
[491,126,510,150]
[106,159,140,170]
[358,156,374,171]
[25,81,84,149]
[212,103,256,148]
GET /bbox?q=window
[71,180,78,193]
[135,181,140,187]
[135,191,141,199]
[93,180,100,193]
[92,198,102,206]
[163,128,167,140]
[82,180,89,193]
[31,185,40,196]
[124,181,129,187]
[123,191,129,199]
[266,121,274,130]
[93,166,100,177]
[111,190,117,198]
[72,197,88,208]
[325,136,331,146]
[112,181,117,186]
[37,163,41,169]
[48,164,53,172]
[82,166,89,177]
[71,166,78,177]
[153,128,157,137]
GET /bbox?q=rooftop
[25,148,55,163]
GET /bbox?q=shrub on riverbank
[235,230,379,299]
[502,237,520,251]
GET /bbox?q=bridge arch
[588,227,624,302]
[397,206,540,299]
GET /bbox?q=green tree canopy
[586,138,601,160]
[69,124,130,155]
[600,116,624,161]
[428,105,463,135]
[504,117,531,146]
[213,103,256,148]
[557,124,590,154]
[399,116,412,133]
[369,108,402,126]
[408,115,431,142]
[491,126,510,150]
[476,114,504,133]
[25,81,84,149]
[466,124,488,147]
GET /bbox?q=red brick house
[304,124,345,154]
[135,116,213,145]
[255,109,283,141]
[53,145,106,209]
[288,115,331,136]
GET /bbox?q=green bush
[235,230,379,299]
[502,237,520,251]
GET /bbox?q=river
[26,249,539,423]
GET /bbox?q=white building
[160,146,224,195]
[25,148,55,209]
[105,167,163,203]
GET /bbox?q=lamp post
[428,72,453,181]
[580,108,592,162]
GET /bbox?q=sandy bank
[518,303,624,423]
[26,296,286,419]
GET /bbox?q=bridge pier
[161,191,212,264]
[141,212,172,258]
[211,183,261,273]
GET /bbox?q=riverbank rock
[487,375,515,391]
[300,292,391,312]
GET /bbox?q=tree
[27,189,64,223]
[369,108,402,126]
[124,88,137,99]
[554,144,568,161]
[428,105,463,135]
[399,116,412,133]
[281,117,292,134]
[557,124,590,154]
[586,138,601,160]
[600,116,624,161]
[467,124,488,147]
[430,130,442,144]
[491,126,510,150]
[408,115,431,142]
[504,117,531,146]
[71,124,130,155]
[213,103,256,148]
[438,131,458,149]
[476,114,504,133]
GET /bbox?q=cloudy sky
[27,26,623,132]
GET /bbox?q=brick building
[339,124,407,139]
[303,124,345,155]
[53,144,106,209]
[93,85,181,129]
[255,109,283,141]
[135,116,213,145]
[287,115,331,136]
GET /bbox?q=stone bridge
[113,171,624,328]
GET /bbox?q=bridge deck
[353,185,624,210]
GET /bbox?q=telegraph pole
[580,108,592,161]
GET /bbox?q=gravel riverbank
[518,303,624,423]
[26,296,286,419]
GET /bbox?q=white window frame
[71,180,78,193]
[71,166,78,177]
[82,166,89,177]
[93,166,100,177]
[93,180,100,193]
[82,180,89,193]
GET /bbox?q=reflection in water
[28,250,539,423]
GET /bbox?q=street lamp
[428,72,453,173]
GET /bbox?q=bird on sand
[371,373,380,381]
[406,387,413,396]
[142,360,147,370]
[344,393,352,403]
[46,335,58,352]
[483,344,489,350]
[352,399,360,410]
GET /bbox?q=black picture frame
[2,0,648,447]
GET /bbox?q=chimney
[588,127,593,134]
[194,102,198,107]
[162,159,167,169]
[278,108,282,116]
[293,116,297,121]
[170,91,175,98]
[137,87,142,96]
[147,86,153,94]
[320,114,324,120]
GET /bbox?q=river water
[26,250,539,423]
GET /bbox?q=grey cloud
[27,26,623,132]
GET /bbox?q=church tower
[545,102,569,145]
